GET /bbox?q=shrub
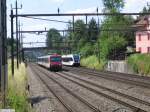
[7,61,31,112]
[80,55,106,70]
[127,54,150,76]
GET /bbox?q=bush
[7,61,31,112]
[127,54,150,76]
[80,55,106,70]
[80,43,94,57]
[100,35,127,60]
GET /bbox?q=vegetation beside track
[6,61,31,112]
[80,55,106,70]
[127,54,150,76]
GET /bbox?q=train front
[50,54,62,71]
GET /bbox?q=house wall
[136,31,150,53]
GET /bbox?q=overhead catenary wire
[22,16,72,24]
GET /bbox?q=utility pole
[18,21,21,64]
[11,9,14,76]
[0,0,7,108]
[11,0,22,69]
[97,7,100,63]
[16,0,19,69]
[72,16,75,32]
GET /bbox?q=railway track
[31,64,101,112]
[59,71,150,107]
[66,66,150,83]
[78,67,150,81]
[63,66,150,89]
[35,65,148,112]
[30,65,77,112]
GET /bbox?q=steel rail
[65,67,150,89]
[59,71,150,107]
[34,65,101,112]
[36,65,146,112]
[74,67,150,81]
[30,65,76,112]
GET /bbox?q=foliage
[102,0,124,12]
[80,43,94,57]
[7,61,31,112]
[100,35,127,60]
[141,6,150,13]
[46,28,62,48]
[127,54,150,76]
[80,55,106,70]
[99,1,134,60]
[88,18,99,42]
[45,0,134,69]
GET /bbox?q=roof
[62,54,80,58]
[38,54,61,58]
[132,16,150,29]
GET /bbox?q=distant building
[134,16,150,53]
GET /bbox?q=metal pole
[16,0,19,69]
[97,7,100,63]
[20,25,24,62]
[0,0,2,93]
[72,16,74,32]
[13,12,150,17]
[86,15,88,26]
[11,10,14,76]
[0,0,7,107]
[18,21,21,64]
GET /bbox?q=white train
[62,54,80,66]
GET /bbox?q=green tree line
[46,0,135,62]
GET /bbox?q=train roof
[37,54,61,59]
[62,54,80,57]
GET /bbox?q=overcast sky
[7,0,150,47]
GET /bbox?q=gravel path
[27,66,55,112]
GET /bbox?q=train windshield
[51,57,61,62]
[73,55,80,60]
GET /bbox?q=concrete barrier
[106,60,134,74]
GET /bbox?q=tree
[141,6,150,13]
[88,18,99,42]
[102,0,124,12]
[73,20,87,51]
[46,28,62,48]
[98,0,134,60]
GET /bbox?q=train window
[62,57,73,62]
[62,58,68,62]
[51,57,61,62]
[69,58,73,61]
[74,55,79,60]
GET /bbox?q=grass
[6,60,31,112]
[127,54,150,76]
[80,55,106,70]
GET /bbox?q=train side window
[69,58,73,61]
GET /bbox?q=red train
[37,54,62,71]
